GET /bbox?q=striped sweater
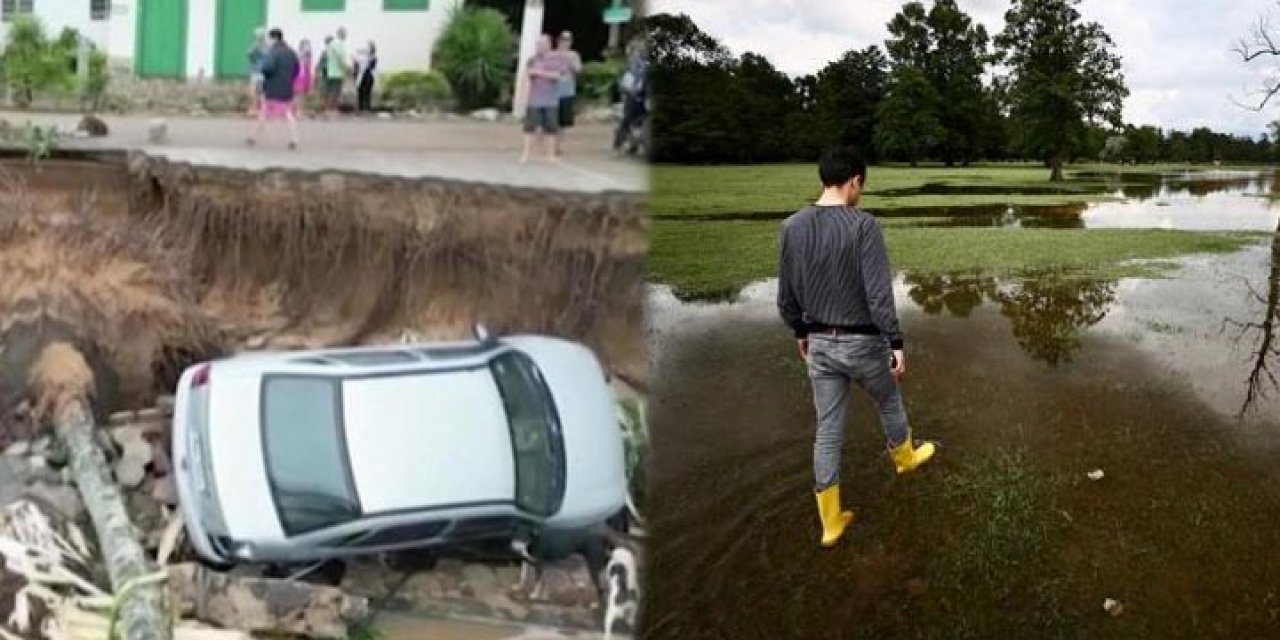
[777,205,904,349]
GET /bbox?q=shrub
[379,70,452,111]
[82,50,109,110]
[1,15,74,107]
[432,6,515,110]
[581,59,623,103]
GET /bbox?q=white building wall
[186,0,216,79]
[263,0,461,76]
[105,0,137,64]
[0,0,112,51]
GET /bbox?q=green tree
[995,0,1128,180]
[432,6,516,110]
[1126,125,1163,163]
[1165,130,1191,163]
[875,66,944,164]
[812,46,887,158]
[886,0,995,165]
[1,15,74,107]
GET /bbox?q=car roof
[339,368,516,514]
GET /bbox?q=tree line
[648,0,1275,178]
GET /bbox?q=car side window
[349,521,449,547]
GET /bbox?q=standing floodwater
[643,221,1280,637]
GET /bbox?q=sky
[646,0,1280,136]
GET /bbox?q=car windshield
[261,377,360,536]
[489,352,565,517]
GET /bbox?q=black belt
[809,323,880,336]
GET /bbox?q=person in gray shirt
[777,146,938,548]
[521,34,570,163]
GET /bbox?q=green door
[135,0,188,78]
[215,0,267,79]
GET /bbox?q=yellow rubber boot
[814,485,855,548]
[890,435,937,474]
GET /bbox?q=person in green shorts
[324,27,349,119]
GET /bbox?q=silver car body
[172,335,625,564]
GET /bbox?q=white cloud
[648,0,1280,135]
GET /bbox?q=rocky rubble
[0,386,646,638]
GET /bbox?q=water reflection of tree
[1227,218,1280,416]
[905,274,1117,365]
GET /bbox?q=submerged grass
[651,221,1257,299]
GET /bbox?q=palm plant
[432,6,516,110]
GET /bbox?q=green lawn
[649,161,1272,298]
[651,221,1257,299]
[649,162,1257,218]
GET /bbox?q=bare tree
[1234,8,1280,110]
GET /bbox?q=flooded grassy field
[642,171,1280,638]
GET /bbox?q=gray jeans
[807,334,910,491]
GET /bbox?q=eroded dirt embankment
[0,153,647,434]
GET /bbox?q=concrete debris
[113,439,152,489]
[22,482,85,522]
[168,563,370,638]
[4,441,30,457]
[1103,598,1124,617]
[150,475,178,507]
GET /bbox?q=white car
[171,327,627,565]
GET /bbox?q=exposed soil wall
[0,153,647,427]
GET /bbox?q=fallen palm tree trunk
[28,343,170,640]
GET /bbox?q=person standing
[613,41,648,154]
[246,27,270,117]
[292,39,314,117]
[323,28,350,119]
[555,30,583,153]
[777,146,939,549]
[356,41,378,114]
[246,29,301,150]
[520,34,570,163]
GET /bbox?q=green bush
[82,50,109,110]
[379,70,452,111]
[432,6,515,110]
[581,59,623,103]
[1,15,74,107]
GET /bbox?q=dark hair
[268,28,283,41]
[818,147,868,188]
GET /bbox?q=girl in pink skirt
[293,39,314,117]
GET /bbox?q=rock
[112,425,144,447]
[407,109,421,118]
[23,481,85,521]
[155,395,176,415]
[1103,598,1124,617]
[470,108,501,122]
[167,563,370,638]
[377,112,392,120]
[4,441,30,457]
[76,114,109,137]
[151,474,178,506]
[115,439,153,488]
[1087,469,1105,481]
[148,118,168,144]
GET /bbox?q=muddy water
[643,232,1280,637]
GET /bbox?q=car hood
[504,337,626,527]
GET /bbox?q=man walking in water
[777,146,938,548]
